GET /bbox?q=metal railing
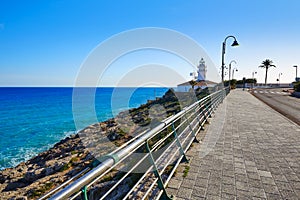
[41,88,228,200]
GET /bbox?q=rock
[0,174,6,184]
[9,196,27,200]
[53,162,67,172]
[4,181,26,191]
[23,168,44,182]
[44,167,55,176]
[23,171,36,182]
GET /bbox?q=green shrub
[183,165,190,177]
[59,163,70,172]
[294,81,300,92]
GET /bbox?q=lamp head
[231,40,239,47]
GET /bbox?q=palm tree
[259,59,276,85]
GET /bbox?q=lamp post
[294,65,298,81]
[252,71,257,89]
[232,67,238,80]
[221,35,239,83]
[228,60,237,81]
[278,73,282,86]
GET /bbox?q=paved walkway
[166,89,300,200]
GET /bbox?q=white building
[177,58,217,92]
[197,58,207,81]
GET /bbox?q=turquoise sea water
[0,87,168,170]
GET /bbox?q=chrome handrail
[45,88,228,200]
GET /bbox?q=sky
[1,0,300,86]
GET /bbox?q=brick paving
[166,89,300,200]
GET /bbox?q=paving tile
[265,193,282,200]
[285,173,300,182]
[276,181,293,191]
[260,177,276,185]
[250,187,266,198]
[166,187,178,196]
[247,172,260,180]
[206,184,221,196]
[167,179,182,189]
[206,194,221,200]
[293,188,300,197]
[181,178,195,188]
[236,189,252,199]
[172,197,186,200]
[176,187,193,199]
[236,181,249,191]
[194,177,208,187]
[223,170,235,178]
[272,173,288,182]
[197,171,210,179]
[257,170,272,178]
[235,167,247,175]
[208,176,222,186]
[185,172,198,180]
[222,176,235,185]
[245,166,258,173]
[290,181,300,190]
[166,90,300,200]
[263,184,280,195]
[222,183,236,195]
[221,193,237,200]
[235,174,248,183]
[191,186,206,198]
[252,198,266,200]
[279,189,299,200]
[191,195,205,200]
[234,162,245,169]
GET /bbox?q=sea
[0,87,168,170]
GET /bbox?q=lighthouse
[197,58,207,81]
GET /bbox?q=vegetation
[294,81,300,92]
[225,78,256,88]
[59,163,71,172]
[70,150,78,155]
[236,78,256,85]
[189,80,197,90]
[245,78,257,84]
[28,182,54,198]
[230,79,237,88]
[259,59,276,85]
[183,165,190,177]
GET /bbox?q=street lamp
[232,67,238,80]
[252,71,257,89]
[278,73,282,86]
[228,60,237,81]
[294,65,298,81]
[221,35,239,83]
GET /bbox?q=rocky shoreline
[0,88,212,199]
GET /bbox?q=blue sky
[1,0,300,86]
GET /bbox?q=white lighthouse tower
[197,58,207,81]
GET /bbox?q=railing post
[145,141,173,200]
[198,102,206,130]
[183,112,200,143]
[81,185,88,200]
[171,123,189,163]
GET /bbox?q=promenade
[166,89,300,200]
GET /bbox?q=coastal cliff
[0,88,212,199]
